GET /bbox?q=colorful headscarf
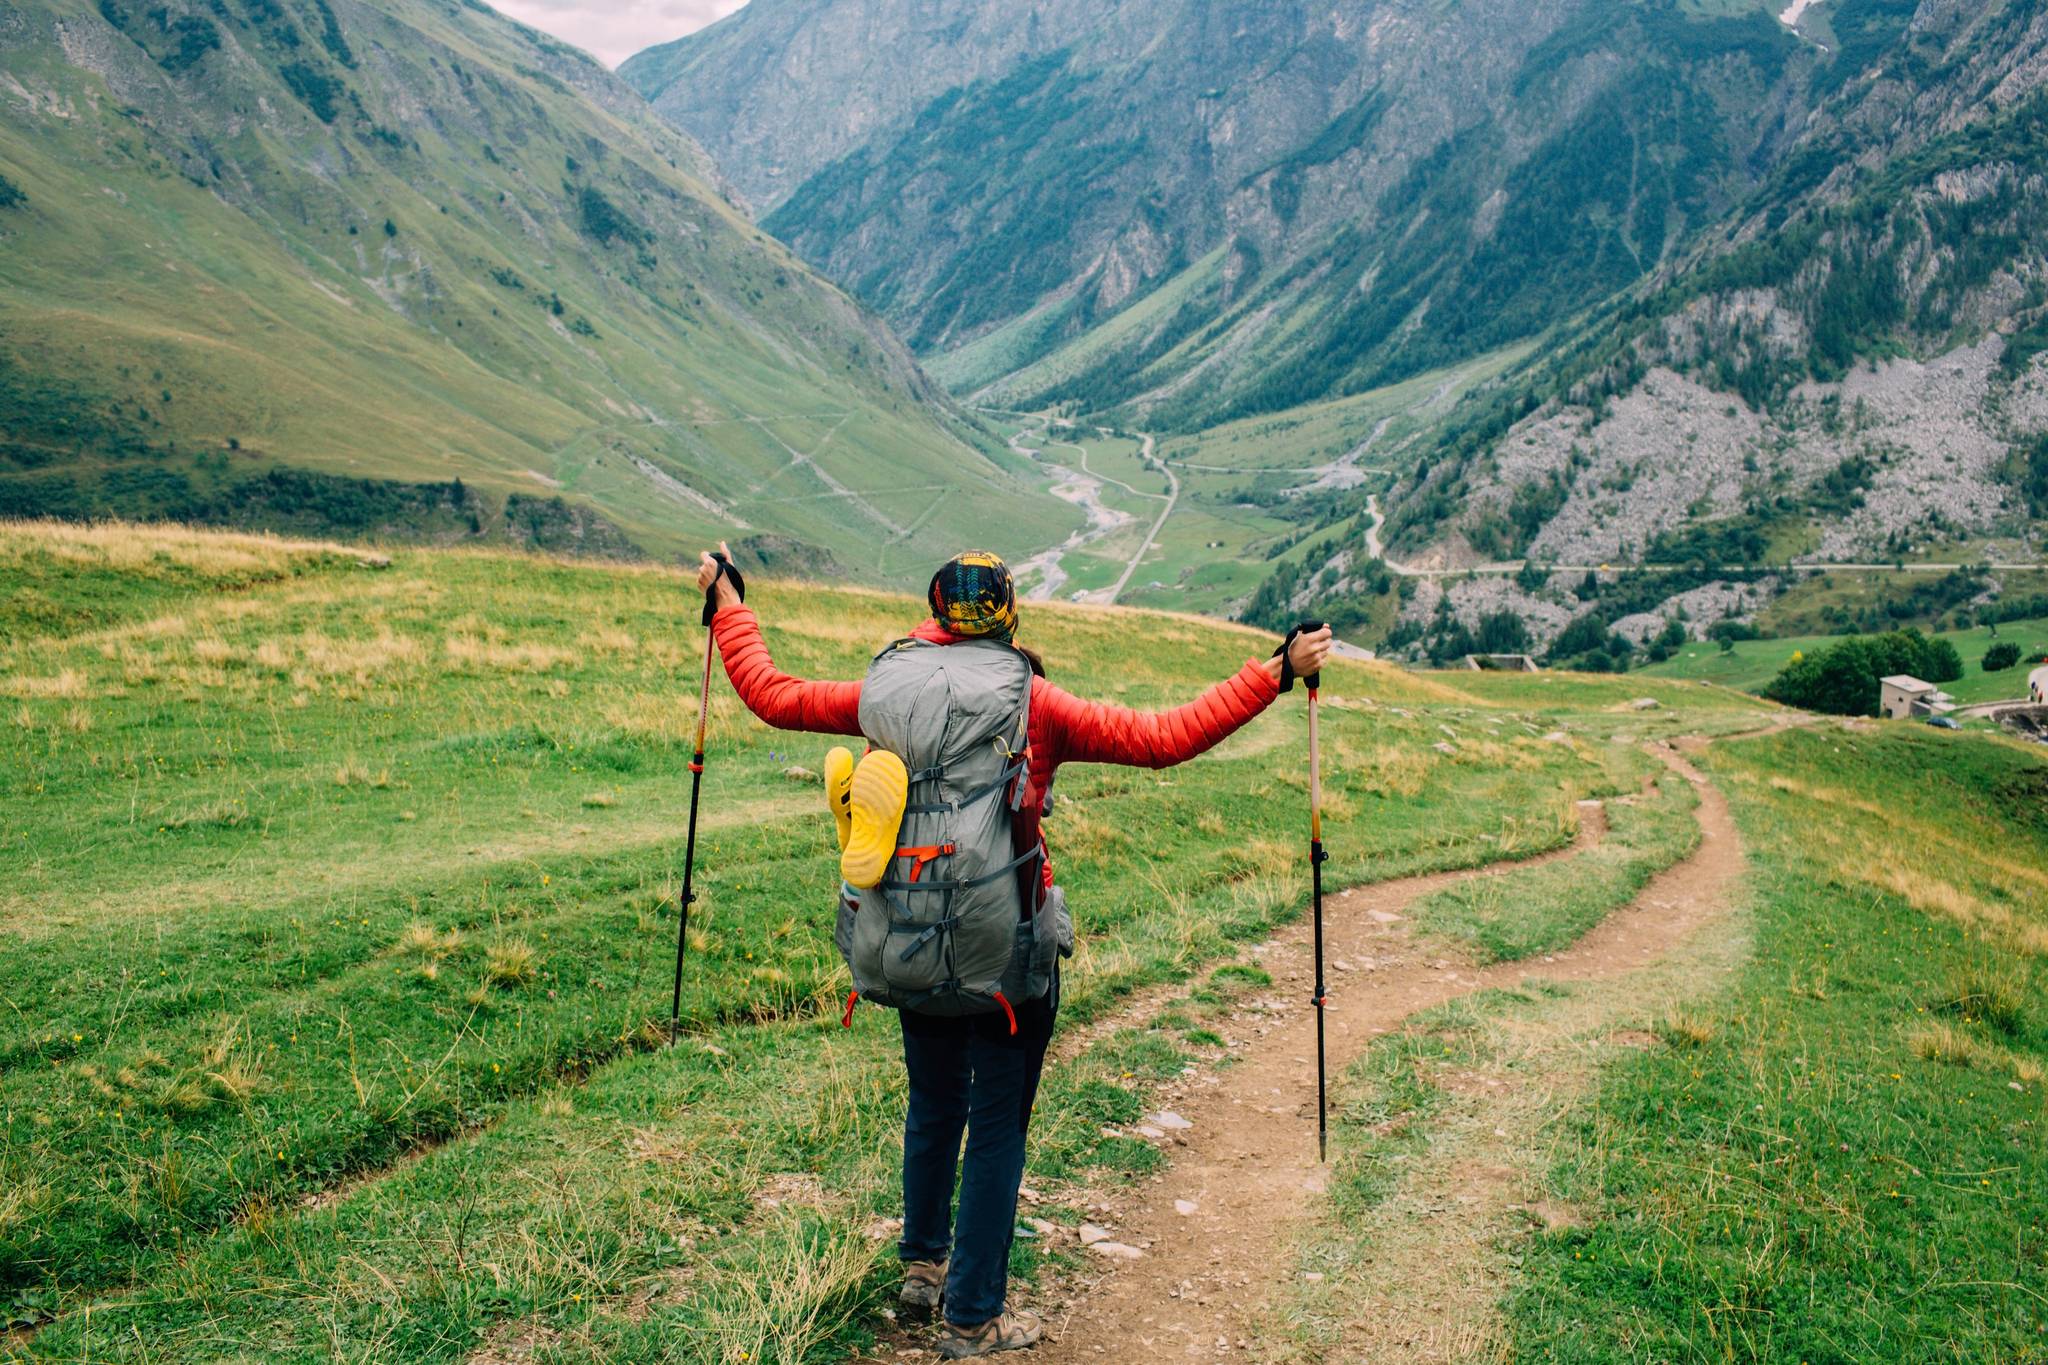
[928,550,1018,642]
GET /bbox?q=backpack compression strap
[903,754,1030,816]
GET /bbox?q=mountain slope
[1394,0,2048,566]
[1276,0,2048,659]
[0,0,1076,573]
[627,0,1819,429]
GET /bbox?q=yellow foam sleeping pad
[840,749,908,889]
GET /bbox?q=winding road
[1097,433,1178,604]
[1360,494,2047,581]
[1005,416,1179,604]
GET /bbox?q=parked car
[1926,715,1961,730]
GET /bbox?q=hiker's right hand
[696,543,741,610]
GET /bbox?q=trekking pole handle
[699,549,747,627]
[1273,619,1326,694]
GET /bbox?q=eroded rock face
[1512,370,1778,568]
[2005,353,2048,435]
[1454,338,2030,569]
[1816,339,2015,558]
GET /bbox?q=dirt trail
[1030,743,1744,1362]
[1044,799,1612,1073]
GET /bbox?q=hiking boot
[898,1258,945,1323]
[840,749,907,889]
[936,1309,1043,1359]
[823,745,856,850]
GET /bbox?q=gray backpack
[835,637,1071,1029]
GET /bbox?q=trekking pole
[671,549,743,1045]
[1308,668,1329,1163]
[1275,620,1330,1160]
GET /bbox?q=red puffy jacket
[710,605,1280,883]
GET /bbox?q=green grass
[1152,349,1527,477]
[0,520,1778,1358]
[1642,615,2048,704]
[1503,726,2048,1360]
[1757,569,2048,640]
[1413,756,1703,963]
[1279,722,2048,1363]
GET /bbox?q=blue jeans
[897,989,1055,1326]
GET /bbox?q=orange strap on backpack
[896,843,956,883]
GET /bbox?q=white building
[1875,675,1941,720]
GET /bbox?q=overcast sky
[490,0,750,68]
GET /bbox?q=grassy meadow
[1276,721,2048,1361]
[9,519,2042,1362]
[1641,615,2048,705]
[1506,725,2048,1359]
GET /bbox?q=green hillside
[0,0,1077,574]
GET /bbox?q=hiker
[697,547,1331,1358]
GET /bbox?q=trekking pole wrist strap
[1272,619,1326,693]
[700,552,747,627]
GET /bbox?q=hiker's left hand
[1290,624,1334,678]
[695,542,741,610]
[1263,624,1333,685]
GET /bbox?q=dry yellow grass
[602,691,694,745]
[1354,744,1436,799]
[394,923,463,960]
[0,1169,52,1241]
[197,1020,269,1105]
[3,668,88,699]
[1934,961,2030,1033]
[1847,857,2045,958]
[1344,662,1483,706]
[444,635,582,673]
[1660,1010,1718,1047]
[1777,773,2048,893]
[300,630,429,679]
[0,518,352,575]
[1051,807,1131,864]
[485,939,540,988]
[1905,1020,2030,1076]
[1221,837,1296,882]
[578,626,639,654]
